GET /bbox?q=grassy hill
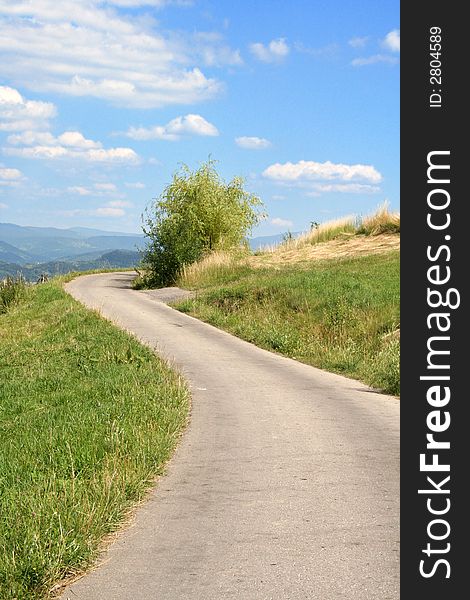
[172,207,400,395]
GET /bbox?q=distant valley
[0,223,144,280]
[0,222,287,281]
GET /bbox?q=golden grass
[358,203,400,235]
[178,204,400,284]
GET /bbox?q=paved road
[61,272,399,600]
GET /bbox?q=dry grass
[358,203,400,235]
[249,233,400,269]
[179,250,251,289]
[180,205,400,283]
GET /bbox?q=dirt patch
[248,233,400,269]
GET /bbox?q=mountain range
[0,222,287,281]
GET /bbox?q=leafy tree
[140,159,265,287]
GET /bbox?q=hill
[171,206,400,396]
[0,223,144,262]
[0,250,141,281]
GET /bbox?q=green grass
[0,278,189,599]
[175,251,400,395]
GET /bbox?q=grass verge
[0,277,189,599]
[175,250,399,396]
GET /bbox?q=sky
[0,0,399,236]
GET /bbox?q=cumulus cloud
[4,127,139,164]
[0,166,23,186]
[125,114,219,141]
[235,136,271,150]
[383,29,400,52]
[249,38,289,63]
[0,85,56,131]
[0,167,22,180]
[0,1,241,108]
[271,217,293,227]
[263,160,382,185]
[351,29,399,67]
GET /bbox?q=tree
[140,159,265,287]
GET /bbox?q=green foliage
[140,159,265,287]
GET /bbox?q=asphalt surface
[60,271,399,600]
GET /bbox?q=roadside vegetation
[0,275,27,314]
[135,158,265,288]
[173,205,400,396]
[0,277,189,599]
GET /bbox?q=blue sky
[0,0,399,236]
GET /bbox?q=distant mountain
[0,240,35,265]
[0,250,142,282]
[0,222,144,262]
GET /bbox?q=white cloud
[125,114,219,140]
[125,181,145,189]
[0,2,238,108]
[4,128,139,164]
[0,166,23,186]
[235,136,271,149]
[106,1,185,6]
[349,36,369,48]
[271,217,293,227]
[58,131,102,149]
[311,183,381,194]
[351,54,398,67]
[67,186,91,196]
[250,38,289,63]
[67,182,120,195]
[94,182,117,192]
[0,202,8,208]
[64,205,127,217]
[0,167,22,180]
[263,160,382,185]
[383,29,400,52]
[0,85,56,131]
[95,207,125,217]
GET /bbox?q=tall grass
[179,251,251,289]
[0,275,27,314]
[0,278,189,599]
[265,203,400,254]
[357,203,400,235]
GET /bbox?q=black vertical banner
[401,3,467,599]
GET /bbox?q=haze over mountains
[0,223,286,280]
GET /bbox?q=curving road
[61,271,399,600]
